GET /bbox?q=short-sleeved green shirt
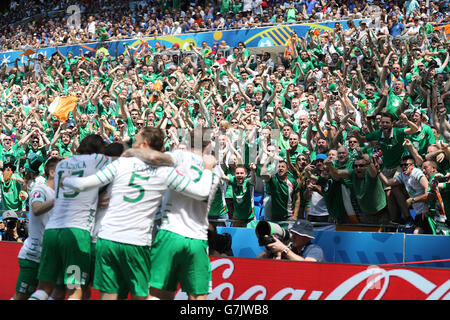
[266,174,299,220]
[56,141,73,159]
[317,176,346,219]
[1,173,24,211]
[228,175,255,220]
[365,127,407,169]
[349,169,387,215]
[408,124,436,158]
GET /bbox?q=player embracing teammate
[25,127,218,300]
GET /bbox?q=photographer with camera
[256,219,324,262]
[0,210,23,242]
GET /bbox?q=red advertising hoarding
[1,242,449,300]
[183,257,449,300]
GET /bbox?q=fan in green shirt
[355,113,419,170]
[326,155,388,223]
[316,172,347,223]
[406,108,436,158]
[286,5,298,23]
[76,113,94,141]
[208,182,228,222]
[63,51,79,72]
[0,155,25,211]
[279,132,307,164]
[0,136,21,163]
[220,0,231,13]
[222,164,256,226]
[296,51,314,77]
[7,69,24,86]
[260,160,300,221]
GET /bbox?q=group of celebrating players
[14,128,218,300]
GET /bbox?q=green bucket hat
[2,155,17,171]
[24,153,44,174]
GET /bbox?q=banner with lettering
[1,242,448,300]
[0,20,361,67]
[174,257,450,300]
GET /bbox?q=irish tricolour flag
[48,95,78,122]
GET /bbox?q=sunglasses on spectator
[354,163,367,168]
[400,163,413,167]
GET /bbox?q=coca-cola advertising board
[0,242,449,300]
[175,257,450,300]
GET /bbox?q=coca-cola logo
[175,259,450,300]
[326,266,450,300]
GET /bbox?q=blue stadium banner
[0,19,362,66]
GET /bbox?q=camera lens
[6,219,17,229]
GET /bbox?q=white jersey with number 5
[159,150,220,241]
[62,156,213,246]
[45,154,111,232]
[18,184,55,263]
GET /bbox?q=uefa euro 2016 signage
[0,20,360,67]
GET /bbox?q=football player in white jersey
[60,127,216,300]
[28,135,111,301]
[129,128,221,300]
[13,158,60,300]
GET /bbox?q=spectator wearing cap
[0,210,22,242]
[263,219,325,262]
[303,153,331,223]
[406,16,421,36]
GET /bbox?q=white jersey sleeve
[18,184,55,263]
[160,151,218,241]
[164,164,213,200]
[61,155,212,246]
[62,158,120,192]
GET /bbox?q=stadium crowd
[0,0,449,51]
[0,0,450,247]
[0,0,448,302]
